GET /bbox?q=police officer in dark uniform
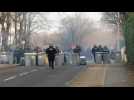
[103,46,110,54]
[35,46,39,66]
[103,46,110,64]
[46,44,57,69]
[98,45,104,63]
[55,46,60,55]
[92,45,98,63]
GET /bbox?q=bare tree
[101,12,128,50]
[60,13,95,50]
[0,12,13,51]
[0,12,52,51]
[26,12,52,48]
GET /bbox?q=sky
[45,12,116,48]
[39,12,103,33]
[31,12,117,49]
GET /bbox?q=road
[1,63,134,87]
[0,64,86,87]
[69,64,134,87]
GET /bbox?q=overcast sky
[38,12,103,33]
[31,12,117,48]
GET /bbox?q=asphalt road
[1,63,134,87]
[69,64,134,87]
[0,64,86,87]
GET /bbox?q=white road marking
[4,75,17,82]
[19,69,38,77]
[102,65,107,86]
[3,69,39,82]
[30,69,38,73]
[19,72,29,76]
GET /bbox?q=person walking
[92,45,98,63]
[55,46,60,55]
[46,44,57,69]
[103,46,110,64]
[35,46,39,66]
[98,45,104,64]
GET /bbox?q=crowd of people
[45,44,111,69]
[9,43,119,70]
[91,45,110,63]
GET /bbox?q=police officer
[55,46,60,55]
[92,45,98,63]
[46,44,57,69]
[35,46,39,66]
[103,46,109,54]
[98,45,104,63]
[103,46,110,64]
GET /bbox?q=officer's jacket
[46,47,57,56]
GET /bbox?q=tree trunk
[1,12,6,51]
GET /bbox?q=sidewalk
[0,64,19,70]
[67,64,134,87]
[68,64,106,87]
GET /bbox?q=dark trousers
[93,54,96,63]
[36,55,38,66]
[14,56,20,64]
[48,56,55,69]
[64,54,67,65]
[101,55,104,63]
